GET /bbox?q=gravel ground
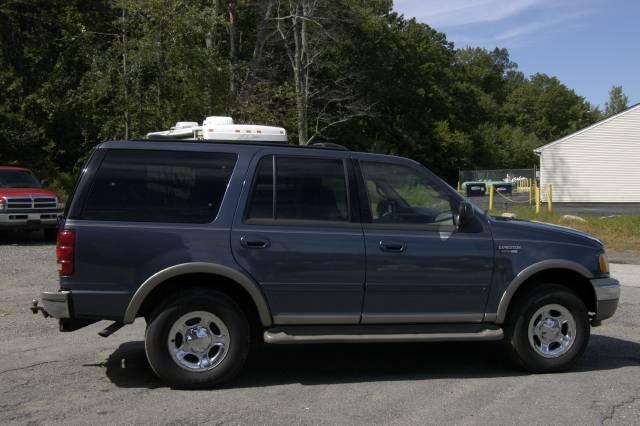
[1,231,639,425]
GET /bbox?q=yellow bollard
[547,183,553,212]
[535,185,540,213]
[488,184,494,211]
[529,178,533,205]
[457,181,461,192]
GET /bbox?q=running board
[264,327,503,344]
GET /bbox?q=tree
[0,0,604,191]
[274,0,372,145]
[604,85,629,117]
[502,73,599,143]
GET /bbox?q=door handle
[379,240,406,253]
[240,236,270,249]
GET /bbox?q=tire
[44,228,58,241]
[504,284,590,373]
[145,289,250,389]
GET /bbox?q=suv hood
[0,188,58,198]
[490,216,603,249]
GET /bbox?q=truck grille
[5,196,57,210]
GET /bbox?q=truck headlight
[599,253,610,274]
[0,198,5,211]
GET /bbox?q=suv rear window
[81,149,236,223]
[247,155,349,222]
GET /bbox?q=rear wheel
[504,284,590,373]
[145,289,250,389]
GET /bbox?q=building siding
[539,105,640,202]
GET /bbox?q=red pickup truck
[0,166,64,239]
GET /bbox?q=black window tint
[246,156,274,220]
[361,161,453,226]
[276,157,348,221]
[82,150,236,223]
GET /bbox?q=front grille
[33,197,57,208]
[5,196,57,210]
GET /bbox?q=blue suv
[32,139,620,388]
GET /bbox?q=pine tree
[604,85,629,117]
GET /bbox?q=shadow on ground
[96,334,640,390]
[0,230,55,246]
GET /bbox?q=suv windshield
[0,170,42,188]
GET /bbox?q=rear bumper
[591,277,620,321]
[0,211,62,229]
[40,290,71,319]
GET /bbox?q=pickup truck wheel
[504,284,589,373]
[145,289,250,389]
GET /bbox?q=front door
[357,158,494,324]
[231,152,365,325]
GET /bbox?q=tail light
[56,230,76,276]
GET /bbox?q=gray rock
[561,214,587,223]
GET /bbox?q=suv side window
[360,161,454,226]
[246,155,349,222]
[81,149,236,223]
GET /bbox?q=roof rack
[309,142,349,151]
[128,138,350,151]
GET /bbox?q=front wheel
[145,289,250,389]
[504,284,590,373]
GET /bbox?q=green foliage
[604,85,629,117]
[0,0,603,192]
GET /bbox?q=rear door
[231,150,365,325]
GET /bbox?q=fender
[494,259,594,324]
[123,262,273,326]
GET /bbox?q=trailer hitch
[30,299,51,318]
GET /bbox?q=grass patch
[491,207,640,254]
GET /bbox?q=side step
[264,324,503,344]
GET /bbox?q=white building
[534,103,640,203]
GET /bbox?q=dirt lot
[1,232,639,425]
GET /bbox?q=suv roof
[99,139,351,152]
[94,140,426,170]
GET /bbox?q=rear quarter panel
[61,143,253,320]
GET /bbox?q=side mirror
[40,179,49,188]
[454,201,473,229]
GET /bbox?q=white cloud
[394,0,550,27]
[494,10,590,41]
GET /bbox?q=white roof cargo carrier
[146,116,288,143]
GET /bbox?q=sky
[393,0,639,109]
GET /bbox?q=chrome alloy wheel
[528,304,576,358]
[167,311,230,371]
